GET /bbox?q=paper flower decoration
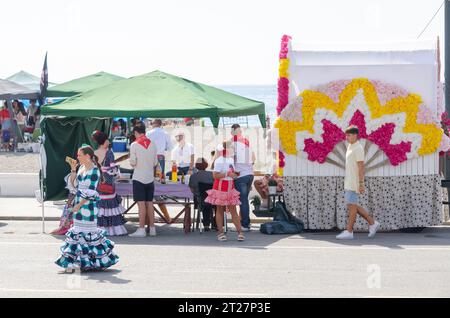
[275,78,449,167]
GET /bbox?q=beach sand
[0,152,40,173]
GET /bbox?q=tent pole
[40,137,45,234]
[39,119,45,233]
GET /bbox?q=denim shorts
[344,190,359,205]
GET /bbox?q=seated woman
[92,130,128,236]
[253,173,284,208]
[188,158,214,231]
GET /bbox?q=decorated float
[274,35,450,230]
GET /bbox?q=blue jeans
[234,174,254,228]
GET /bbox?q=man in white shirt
[146,119,172,180]
[169,131,195,176]
[336,126,380,240]
[231,124,255,232]
[129,121,159,238]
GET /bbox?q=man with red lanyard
[129,121,159,237]
[231,124,255,232]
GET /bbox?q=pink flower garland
[349,111,411,166]
[304,120,345,163]
[303,110,412,166]
[277,35,291,116]
[277,35,291,173]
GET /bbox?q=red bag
[97,182,114,194]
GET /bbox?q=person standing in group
[146,119,172,181]
[92,130,127,236]
[146,119,173,223]
[0,102,12,150]
[205,141,244,242]
[27,99,38,128]
[12,100,27,142]
[230,124,255,232]
[129,121,159,237]
[55,144,119,272]
[336,126,380,240]
[168,131,195,177]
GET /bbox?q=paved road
[0,220,450,297]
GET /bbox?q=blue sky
[0,0,445,85]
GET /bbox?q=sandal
[237,233,245,242]
[217,233,227,242]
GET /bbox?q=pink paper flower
[303,120,346,163]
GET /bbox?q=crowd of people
[0,99,40,150]
[53,119,277,272]
[53,118,382,273]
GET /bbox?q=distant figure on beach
[129,121,159,237]
[55,144,119,273]
[92,130,128,236]
[336,126,380,240]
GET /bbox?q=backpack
[260,201,304,235]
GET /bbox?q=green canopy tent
[6,70,57,91]
[46,71,125,98]
[42,70,266,127]
[40,70,266,205]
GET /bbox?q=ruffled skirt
[55,228,119,271]
[205,179,240,206]
[97,193,127,236]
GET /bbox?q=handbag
[97,182,114,194]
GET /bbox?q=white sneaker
[149,226,157,237]
[336,230,354,240]
[129,228,147,238]
[368,221,380,238]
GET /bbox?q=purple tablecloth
[115,181,193,200]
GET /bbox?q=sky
[0,0,446,85]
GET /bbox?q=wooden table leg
[184,204,191,234]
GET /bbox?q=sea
[215,85,277,128]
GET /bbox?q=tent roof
[6,70,56,91]
[46,71,125,97]
[0,78,40,100]
[42,70,266,127]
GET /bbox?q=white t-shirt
[171,143,195,168]
[344,141,365,193]
[146,127,172,156]
[213,156,235,181]
[232,139,254,177]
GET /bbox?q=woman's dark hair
[132,121,146,135]
[92,130,108,146]
[18,102,27,116]
[129,134,136,144]
[79,145,102,176]
[195,158,208,171]
[345,125,359,135]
